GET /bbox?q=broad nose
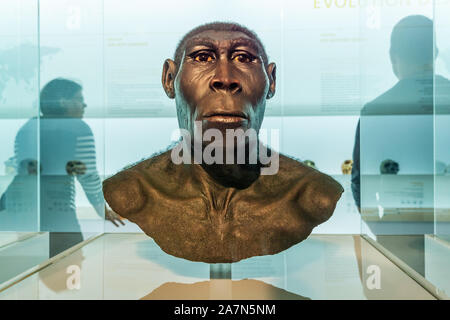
[210,60,242,94]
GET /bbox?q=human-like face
[163,30,276,137]
[64,90,86,118]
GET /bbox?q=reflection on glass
[39,248,85,293]
[353,15,443,276]
[2,78,122,258]
[142,279,310,300]
[430,0,450,298]
[38,79,123,256]
[0,0,42,287]
[38,79,101,256]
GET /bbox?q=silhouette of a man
[351,15,450,210]
[351,15,450,276]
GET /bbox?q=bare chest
[133,186,310,263]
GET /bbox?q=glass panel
[429,0,450,297]
[358,3,434,278]
[37,0,105,256]
[282,2,361,234]
[0,0,44,285]
[0,234,436,299]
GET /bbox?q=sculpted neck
[187,163,260,214]
[196,163,260,190]
[188,141,263,190]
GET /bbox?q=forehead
[192,30,252,41]
[184,30,260,50]
[72,90,83,99]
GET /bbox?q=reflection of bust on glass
[103,22,343,263]
[142,279,310,300]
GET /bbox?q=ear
[162,59,177,99]
[266,62,276,99]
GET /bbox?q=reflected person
[103,22,343,263]
[351,15,450,211]
[350,15,450,276]
[3,78,123,257]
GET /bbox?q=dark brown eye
[194,53,213,62]
[232,53,254,63]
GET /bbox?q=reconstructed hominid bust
[103,22,343,263]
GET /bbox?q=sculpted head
[161,22,276,137]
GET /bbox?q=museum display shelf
[0,233,442,300]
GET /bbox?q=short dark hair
[173,21,268,72]
[390,15,437,64]
[40,78,82,116]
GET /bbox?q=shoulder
[279,155,343,197]
[257,154,309,185]
[361,83,401,115]
[261,154,343,224]
[296,167,344,224]
[16,118,36,135]
[103,167,147,218]
[72,119,94,136]
[258,154,320,188]
[102,149,178,217]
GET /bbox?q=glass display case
[0,233,436,300]
[0,0,449,300]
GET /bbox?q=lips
[203,111,248,123]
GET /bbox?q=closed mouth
[203,112,248,122]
